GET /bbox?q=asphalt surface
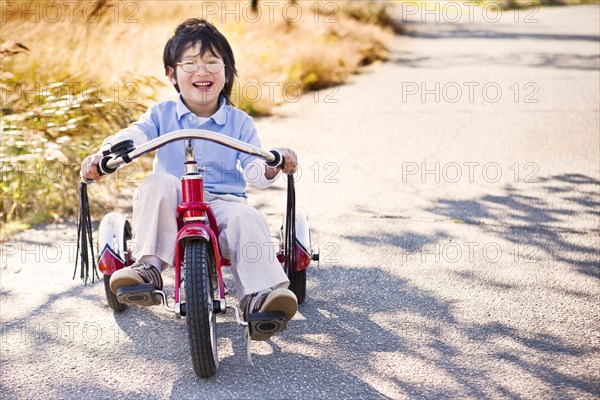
[1,3,599,399]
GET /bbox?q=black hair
[163,18,237,104]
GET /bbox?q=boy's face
[167,42,226,117]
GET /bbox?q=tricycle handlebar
[91,129,283,179]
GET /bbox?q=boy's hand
[274,147,298,174]
[276,147,298,174]
[265,147,298,179]
[80,154,102,182]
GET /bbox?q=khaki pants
[132,173,289,300]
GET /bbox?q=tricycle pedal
[116,283,161,306]
[247,312,287,336]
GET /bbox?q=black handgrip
[110,139,135,155]
[98,157,117,176]
[110,139,135,163]
[93,139,135,179]
[266,150,285,169]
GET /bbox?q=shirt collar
[176,96,228,126]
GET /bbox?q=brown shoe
[109,262,163,306]
[242,288,298,341]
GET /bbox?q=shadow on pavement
[391,51,600,71]
[302,265,597,398]
[403,27,600,43]
[289,265,598,398]
[425,173,600,278]
[335,173,598,397]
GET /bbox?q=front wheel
[184,240,218,378]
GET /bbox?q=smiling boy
[81,18,299,340]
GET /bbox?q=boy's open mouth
[193,81,213,88]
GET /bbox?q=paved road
[2,3,599,399]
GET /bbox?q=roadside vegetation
[481,0,599,8]
[400,0,598,9]
[1,0,398,236]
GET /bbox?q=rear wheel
[184,240,218,378]
[104,275,127,312]
[288,268,306,305]
[283,175,307,305]
[104,222,131,312]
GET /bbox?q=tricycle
[75,129,318,377]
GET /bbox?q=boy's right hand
[80,154,102,182]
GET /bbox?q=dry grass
[1,0,397,234]
[477,0,599,8]
[2,0,395,113]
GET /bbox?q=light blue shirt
[107,96,263,197]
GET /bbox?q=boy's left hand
[273,147,298,174]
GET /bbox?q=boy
[81,18,298,340]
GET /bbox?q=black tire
[103,222,131,312]
[184,240,218,378]
[288,268,306,305]
[104,274,127,312]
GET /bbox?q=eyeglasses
[176,60,225,74]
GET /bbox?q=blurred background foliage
[2,0,597,235]
[0,0,399,235]
[482,0,599,8]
